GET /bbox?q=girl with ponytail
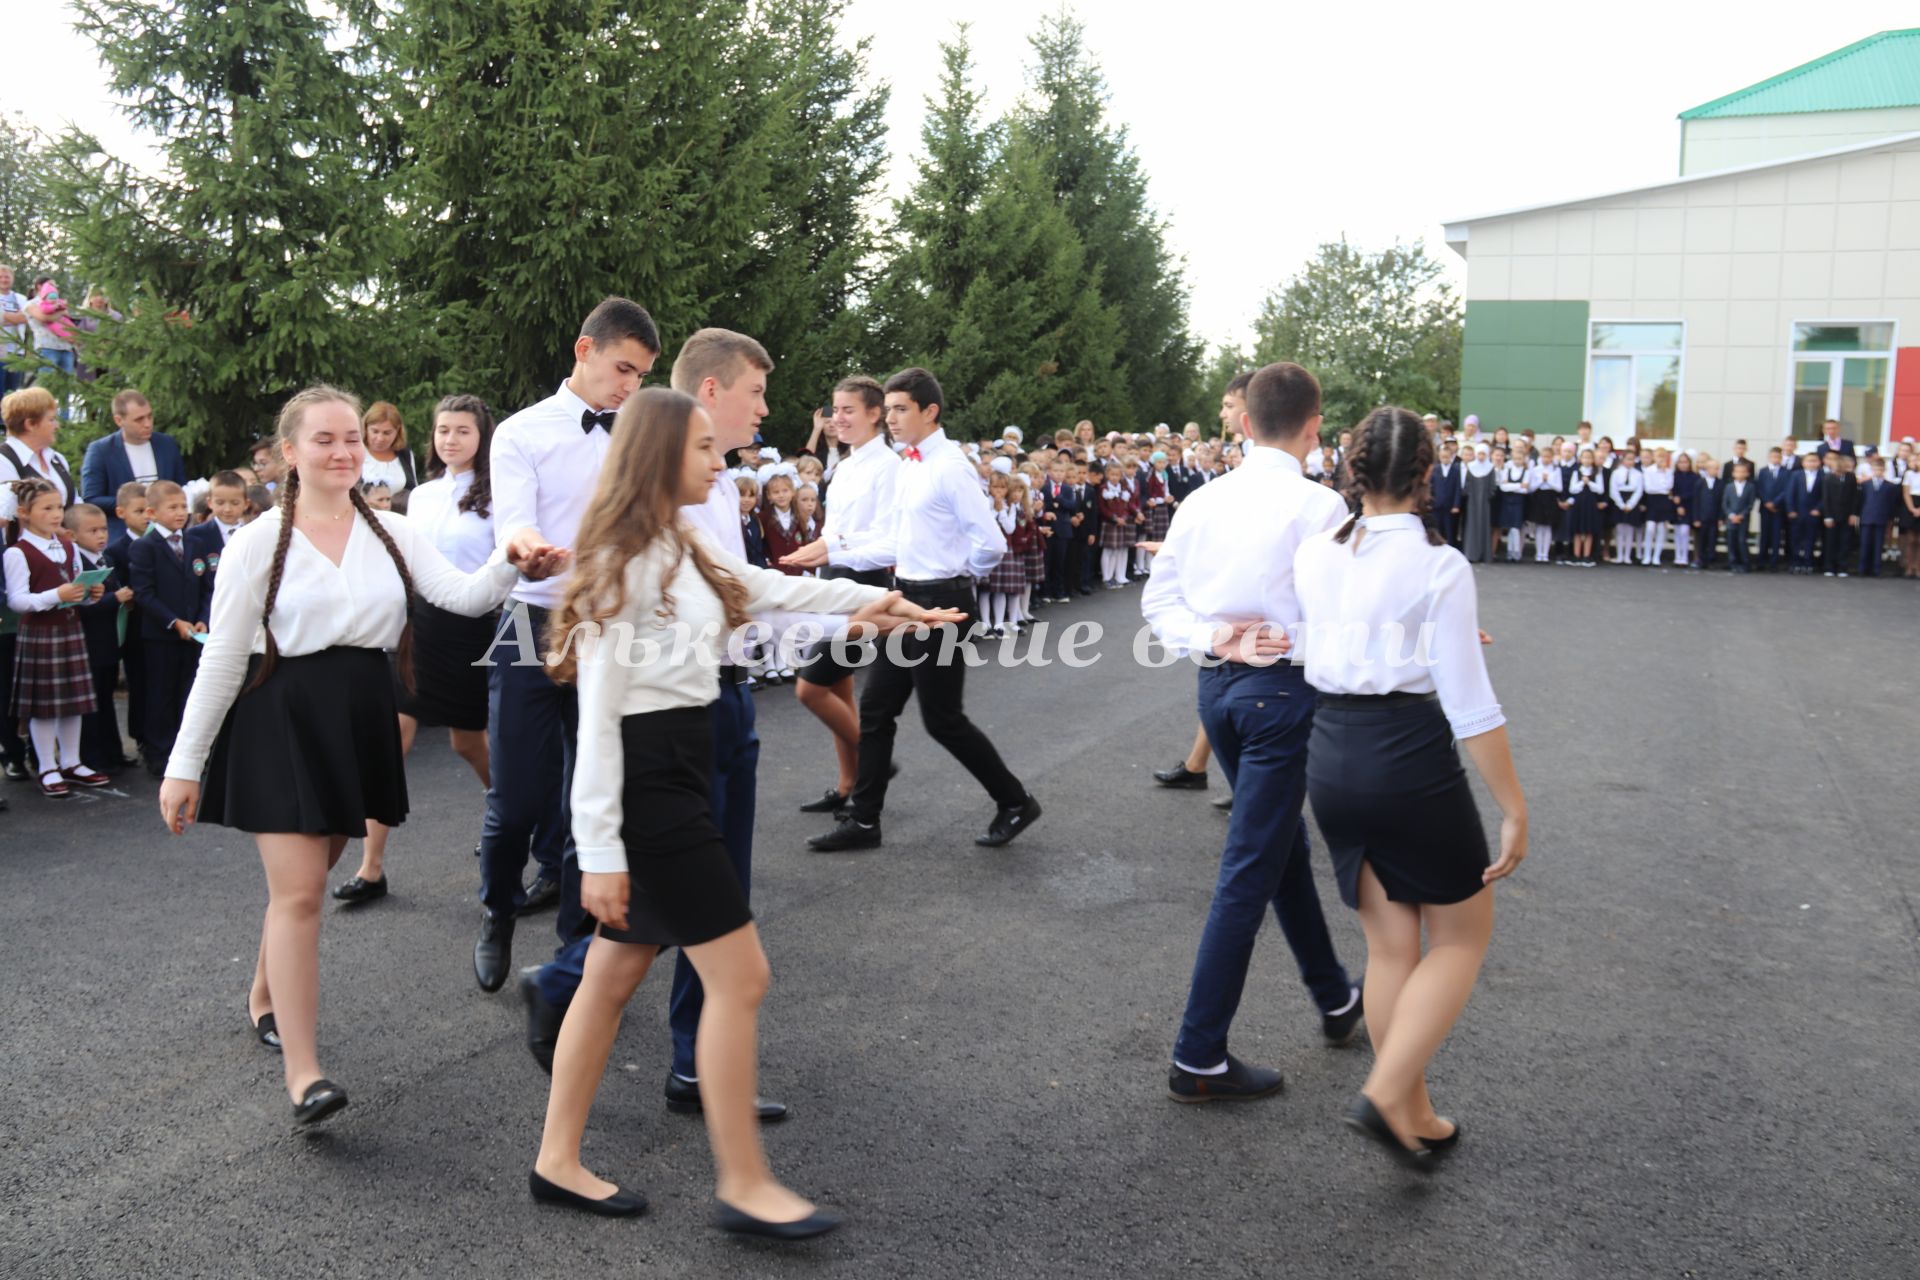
[1295,405,1530,1168]
[156,385,563,1128]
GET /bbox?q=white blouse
[405,470,495,575]
[2,531,74,613]
[1609,466,1644,511]
[166,506,518,781]
[361,453,411,494]
[1641,465,1674,497]
[573,525,887,874]
[1293,513,1505,741]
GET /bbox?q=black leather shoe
[808,819,881,852]
[1167,1052,1283,1103]
[1211,794,1234,812]
[1422,1120,1461,1153]
[1322,987,1365,1046]
[521,967,565,1076]
[474,913,514,993]
[1152,763,1208,790]
[3,760,26,782]
[529,1170,648,1217]
[331,874,388,905]
[293,1078,348,1127]
[520,874,561,914]
[975,794,1041,847]
[663,1072,788,1121]
[1342,1094,1435,1168]
[251,1010,282,1052]
[715,1202,842,1241]
[798,788,847,814]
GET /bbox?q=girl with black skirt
[532,387,958,1237]
[1294,406,1529,1166]
[157,385,562,1126]
[335,394,501,905]
[1568,448,1606,566]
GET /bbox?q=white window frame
[1781,318,1898,445]
[1582,318,1688,446]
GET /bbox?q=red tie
[904,446,922,462]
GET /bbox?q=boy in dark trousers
[104,481,150,753]
[1784,451,1824,573]
[1076,460,1102,594]
[1721,460,1757,573]
[1821,454,1857,577]
[1429,442,1464,544]
[127,479,205,775]
[64,503,135,770]
[1754,446,1789,571]
[1855,455,1897,578]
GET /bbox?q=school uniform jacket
[1429,460,1464,513]
[181,520,235,625]
[1692,474,1721,526]
[1821,470,1857,523]
[1754,463,1791,510]
[1784,469,1824,520]
[1856,476,1898,526]
[128,525,205,641]
[1719,478,1757,522]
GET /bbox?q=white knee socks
[29,716,81,773]
[1673,523,1692,566]
[1533,524,1551,561]
[1507,527,1524,561]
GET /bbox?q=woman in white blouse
[530,387,956,1238]
[1293,406,1528,1168]
[334,394,499,906]
[156,385,562,1127]
[359,400,419,495]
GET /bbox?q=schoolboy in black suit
[62,503,135,769]
[1821,455,1857,576]
[1039,456,1081,602]
[1783,452,1823,573]
[1720,460,1757,573]
[127,479,204,774]
[1428,444,1464,544]
[181,470,249,624]
[104,481,151,749]
[1754,447,1789,571]
[1855,456,1898,577]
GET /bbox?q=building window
[1789,322,1894,443]
[1586,321,1683,442]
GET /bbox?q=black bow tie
[581,409,616,434]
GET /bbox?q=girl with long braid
[157,385,563,1126]
[1293,406,1529,1167]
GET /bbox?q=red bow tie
[903,446,922,462]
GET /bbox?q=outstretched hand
[1209,620,1292,664]
[780,539,831,570]
[507,533,570,580]
[846,590,966,636]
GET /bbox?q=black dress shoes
[1166,1052,1283,1103]
[529,1170,648,1217]
[521,967,566,1075]
[251,1010,282,1052]
[715,1202,842,1241]
[807,819,882,852]
[331,875,388,905]
[975,794,1042,847]
[293,1078,348,1128]
[798,788,847,814]
[664,1072,788,1122]
[1322,986,1365,1046]
[520,874,561,913]
[3,760,26,781]
[1342,1094,1435,1168]
[1152,763,1208,790]
[474,913,515,992]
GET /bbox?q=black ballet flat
[293,1078,348,1128]
[1421,1120,1462,1153]
[251,1010,282,1052]
[1342,1094,1434,1169]
[529,1170,648,1217]
[331,874,388,905]
[797,789,847,814]
[715,1202,843,1241]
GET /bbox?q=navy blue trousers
[477,605,568,918]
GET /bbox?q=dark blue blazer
[1720,478,1758,521]
[181,521,233,624]
[739,515,767,569]
[128,526,205,641]
[1784,470,1824,520]
[1815,438,1855,461]
[80,431,187,538]
[1753,463,1791,508]
[1429,460,1464,511]
[1040,478,1080,530]
[1857,477,1899,525]
[1691,476,1721,525]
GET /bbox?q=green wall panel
[1459,300,1589,435]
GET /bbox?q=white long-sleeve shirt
[834,429,1005,580]
[572,527,886,873]
[1609,467,1643,512]
[1293,513,1505,741]
[820,434,901,566]
[1641,465,1674,498]
[166,506,519,781]
[2,531,75,612]
[405,470,495,574]
[1498,463,1530,494]
[489,380,612,610]
[1141,445,1349,657]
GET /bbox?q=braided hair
[6,477,58,544]
[428,393,495,519]
[1334,406,1444,547]
[243,385,418,694]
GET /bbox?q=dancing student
[1784,450,1823,573]
[1640,449,1674,565]
[1293,405,1526,1165]
[530,386,951,1236]
[1899,455,1920,577]
[1567,449,1605,567]
[1721,460,1756,573]
[63,502,134,771]
[1142,362,1364,1104]
[473,297,661,994]
[804,367,1043,854]
[783,375,899,820]
[1098,461,1134,587]
[1524,450,1562,563]
[1495,447,1528,562]
[156,385,559,1125]
[1691,456,1722,570]
[1756,447,1789,571]
[1608,454,1644,565]
[4,478,109,798]
[1460,443,1494,564]
[335,394,502,906]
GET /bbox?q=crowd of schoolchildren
[1413,414,1920,578]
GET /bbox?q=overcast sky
[15,2,1918,350]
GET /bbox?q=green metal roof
[1680,29,1920,120]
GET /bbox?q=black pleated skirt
[589,705,752,949]
[396,601,496,730]
[200,647,407,838]
[1306,692,1489,909]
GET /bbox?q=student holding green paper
[66,501,136,772]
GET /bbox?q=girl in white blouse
[156,385,562,1128]
[530,387,956,1239]
[335,394,502,906]
[1293,406,1529,1168]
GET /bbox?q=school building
[1445,29,1920,459]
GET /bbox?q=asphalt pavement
[2,562,1916,1279]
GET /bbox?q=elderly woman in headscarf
[1462,441,1497,563]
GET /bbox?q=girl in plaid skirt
[1098,461,1135,587]
[978,469,1023,637]
[1015,477,1046,631]
[4,478,109,798]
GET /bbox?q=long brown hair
[546,387,750,685]
[244,385,418,694]
[1335,406,1444,547]
[426,393,496,519]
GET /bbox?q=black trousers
[143,636,199,755]
[1076,532,1098,590]
[80,619,123,769]
[847,577,1025,823]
